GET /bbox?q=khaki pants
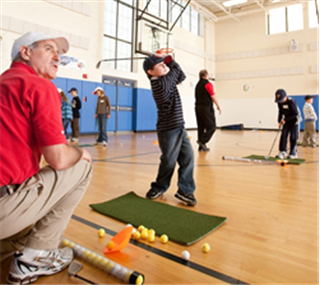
[302,121,317,147]
[0,160,92,261]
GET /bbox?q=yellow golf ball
[99,258,108,269]
[82,250,90,259]
[98,228,105,237]
[105,261,114,273]
[141,230,149,239]
[132,231,141,240]
[148,234,155,242]
[202,243,211,253]
[160,234,168,243]
[61,239,69,247]
[107,240,115,250]
[92,255,102,266]
[138,225,145,232]
[88,252,96,261]
[148,229,156,236]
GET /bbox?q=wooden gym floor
[0,129,318,284]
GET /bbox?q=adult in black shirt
[195,69,221,151]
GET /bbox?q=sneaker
[93,141,102,146]
[102,141,107,147]
[198,146,210,152]
[276,151,287,159]
[197,141,210,152]
[7,247,73,284]
[174,189,197,206]
[146,188,165,199]
[288,153,297,159]
[71,138,78,142]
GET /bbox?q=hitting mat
[90,192,227,245]
[244,154,305,165]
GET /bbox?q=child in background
[143,53,197,206]
[69,87,81,142]
[93,87,111,147]
[302,95,318,147]
[59,88,73,141]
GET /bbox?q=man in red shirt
[195,69,221,151]
[0,32,92,284]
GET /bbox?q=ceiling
[189,0,307,22]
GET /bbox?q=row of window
[268,1,319,35]
[102,0,319,72]
[102,0,204,72]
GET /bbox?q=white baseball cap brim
[93,87,104,94]
[11,32,69,60]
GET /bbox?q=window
[182,6,191,30]
[288,4,303,31]
[118,4,132,42]
[269,7,286,34]
[268,4,304,35]
[191,9,199,34]
[103,0,134,72]
[171,0,182,28]
[309,0,319,28]
[170,1,203,36]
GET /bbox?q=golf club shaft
[266,127,281,158]
[75,274,97,284]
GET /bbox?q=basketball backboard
[137,21,174,56]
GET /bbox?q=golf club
[68,260,97,284]
[265,126,282,159]
[96,57,146,69]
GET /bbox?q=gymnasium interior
[0,0,319,284]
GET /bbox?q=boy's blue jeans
[151,127,195,194]
[97,114,108,142]
[279,122,299,155]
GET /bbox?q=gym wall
[1,1,318,132]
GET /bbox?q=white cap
[93,87,104,94]
[57,88,63,93]
[11,32,69,60]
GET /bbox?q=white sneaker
[71,138,78,142]
[288,154,297,159]
[93,141,101,146]
[102,141,107,147]
[7,247,73,284]
[276,151,287,159]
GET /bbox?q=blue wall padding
[133,88,157,131]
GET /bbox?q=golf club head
[96,61,102,69]
[68,260,83,276]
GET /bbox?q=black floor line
[72,215,249,285]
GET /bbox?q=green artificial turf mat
[244,155,305,165]
[297,142,319,147]
[90,192,226,245]
[77,144,94,148]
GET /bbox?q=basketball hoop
[156,47,174,57]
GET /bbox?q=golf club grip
[75,274,97,284]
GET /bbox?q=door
[103,76,134,132]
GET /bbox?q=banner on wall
[58,55,86,71]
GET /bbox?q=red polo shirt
[0,62,66,185]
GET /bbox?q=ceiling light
[223,0,247,7]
